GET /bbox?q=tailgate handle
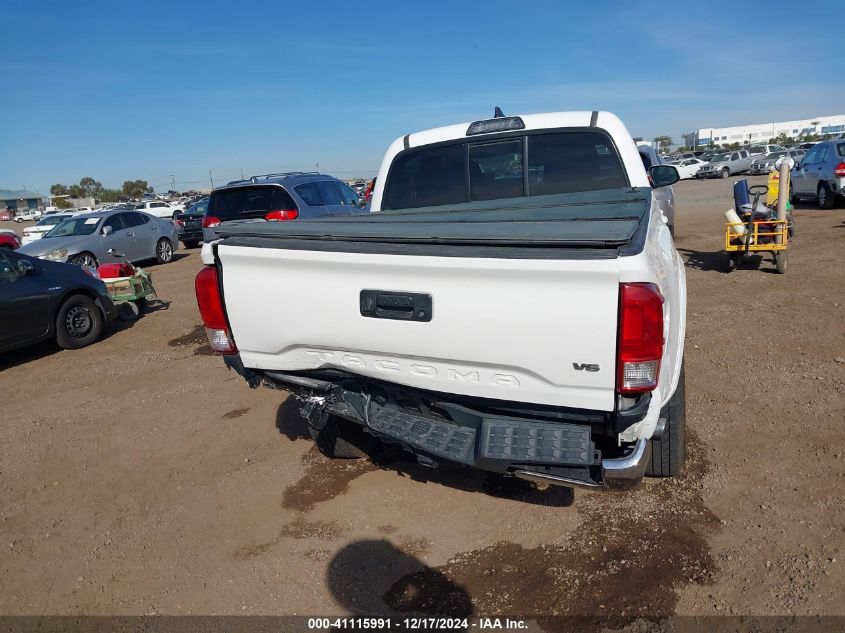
[360,290,432,322]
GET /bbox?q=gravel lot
[1,178,843,624]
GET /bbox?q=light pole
[170,175,175,192]
[315,162,319,173]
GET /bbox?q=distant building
[1,189,44,212]
[683,114,845,149]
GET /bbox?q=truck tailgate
[217,243,621,411]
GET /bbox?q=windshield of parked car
[185,198,209,216]
[766,152,786,159]
[43,216,102,238]
[383,131,628,211]
[710,153,729,162]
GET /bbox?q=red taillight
[265,209,299,221]
[617,283,664,394]
[834,162,845,177]
[175,219,184,227]
[194,266,237,354]
[202,215,221,229]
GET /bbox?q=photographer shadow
[327,539,473,618]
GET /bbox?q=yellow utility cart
[725,184,790,274]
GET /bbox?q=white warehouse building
[683,114,845,149]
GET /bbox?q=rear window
[837,142,845,157]
[208,186,297,220]
[382,131,627,210]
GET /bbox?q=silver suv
[202,172,369,242]
[697,150,753,179]
[790,140,845,209]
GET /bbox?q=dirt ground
[1,178,843,626]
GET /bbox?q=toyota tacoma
[196,110,687,488]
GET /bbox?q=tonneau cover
[215,188,650,246]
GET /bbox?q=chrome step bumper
[514,438,651,489]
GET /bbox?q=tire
[775,251,788,274]
[182,240,200,249]
[155,238,174,264]
[720,168,730,179]
[135,297,148,312]
[71,252,98,268]
[15,217,22,223]
[117,301,139,321]
[646,364,686,477]
[308,415,371,459]
[787,212,796,238]
[55,295,104,349]
[817,183,834,210]
[726,253,740,272]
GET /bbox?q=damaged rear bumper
[223,355,651,489]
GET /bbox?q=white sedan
[21,214,73,244]
[135,200,184,218]
[673,158,708,179]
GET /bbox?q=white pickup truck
[196,110,687,489]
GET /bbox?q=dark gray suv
[202,172,368,242]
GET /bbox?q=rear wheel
[55,295,104,349]
[726,253,740,272]
[817,183,834,210]
[155,238,174,264]
[646,364,686,477]
[774,251,788,274]
[117,301,140,321]
[308,415,372,459]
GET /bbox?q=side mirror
[17,259,38,275]
[102,225,113,236]
[649,165,680,188]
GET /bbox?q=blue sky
[2,0,843,195]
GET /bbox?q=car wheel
[646,363,686,477]
[71,252,98,268]
[55,295,104,349]
[15,217,22,223]
[720,168,730,179]
[817,183,834,210]
[155,238,174,264]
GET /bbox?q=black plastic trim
[220,236,620,260]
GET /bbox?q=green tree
[50,183,68,196]
[121,180,152,198]
[54,198,73,209]
[68,184,84,198]
[79,177,103,199]
[98,189,122,202]
[654,135,673,152]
